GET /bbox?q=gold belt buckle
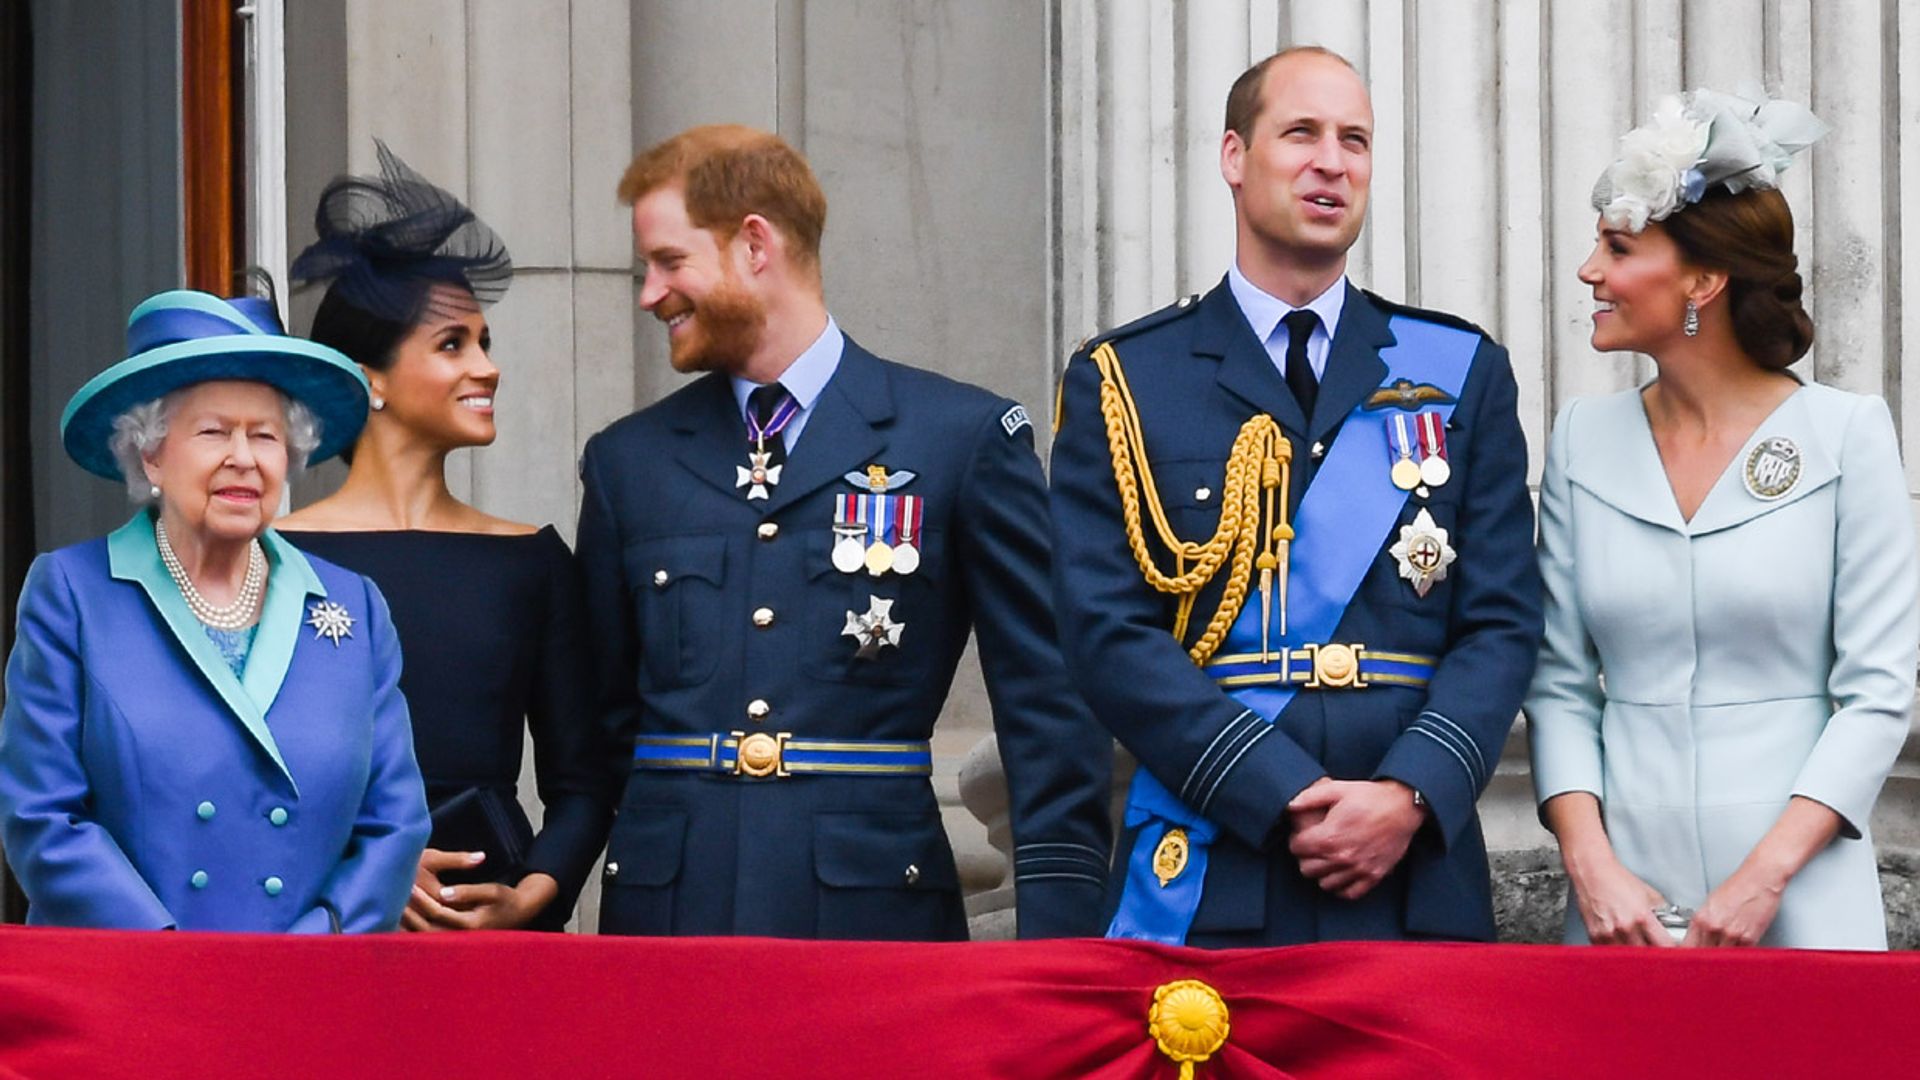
[732,731,791,778]
[1303,642,1367,689]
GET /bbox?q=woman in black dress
[279,142,613,931]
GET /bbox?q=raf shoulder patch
[1001,404,1032,437]
[1365,378,1459,411]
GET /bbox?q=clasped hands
[1285,776,1426,900]
[401,849,559,932]
[1572,853,1784,948]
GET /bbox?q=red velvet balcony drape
[1,928,1913,1078]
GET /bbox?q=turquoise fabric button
[268,807,289,827]
[263,876,284,897]
[190,870,209,889]
[196,801,216,821]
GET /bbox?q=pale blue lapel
[105,514,320,791]
[1564,389,1688,533]
[1685,388,1839,537]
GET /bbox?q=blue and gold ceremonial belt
[632,733,933,779]
[1202,645,1437,690]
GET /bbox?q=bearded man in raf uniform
[579,125,1111,940]
[1049,47,1543,946]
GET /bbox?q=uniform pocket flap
[812,811,959,890]
[625,535,728,588]
[606,809,688,887]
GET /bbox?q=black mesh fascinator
[290,140,513,325]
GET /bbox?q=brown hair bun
[1661,186,1814,370]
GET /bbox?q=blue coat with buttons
[0,513,431,932]
[1049,281,1543,945]
[577,339,1113,940]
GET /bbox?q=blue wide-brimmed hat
[60,289,371,480]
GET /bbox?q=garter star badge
[842,595,904,659]
[305,600,354,646]
[1389,508,1456,598]
[1742,436,1802,500]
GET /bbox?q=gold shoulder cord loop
[1090,342,1294,666]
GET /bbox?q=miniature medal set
[1380,408,1456,598]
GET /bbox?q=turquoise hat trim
[60,290,371,481]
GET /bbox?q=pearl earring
[149,484,161,500]
[1683,300,1699,337]
[370,396,386,411]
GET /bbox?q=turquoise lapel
[249,528,327,720]
[106,513,320,791]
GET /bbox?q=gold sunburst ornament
[1149,980,1231,1080]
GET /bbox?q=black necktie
[1281,309,1320,422]
[747,383,791,472]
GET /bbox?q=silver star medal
[736,449,782,500]
[1389,508,1456,598]
[842,595,904,660]
[306,600,355,647]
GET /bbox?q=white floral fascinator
[1591,88,1828,232]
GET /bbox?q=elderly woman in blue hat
[0,288,430,932]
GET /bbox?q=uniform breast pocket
[1158,458,1232,548]
[804,530,946,686]
[1360,496,1460,616]
[625,536,729,689]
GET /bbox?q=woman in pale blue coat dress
[1527,91,1919,949]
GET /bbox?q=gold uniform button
[746,699,771,721]
[757,522,779,541]
[752,607,775,628]
[652,569,669,587]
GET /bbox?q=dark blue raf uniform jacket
[578,339,1112,940]
[1049,281,1543,945]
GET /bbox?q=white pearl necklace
[154,517,266,631]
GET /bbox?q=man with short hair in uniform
[1049,47,1543,945]
[580,125,1111,940]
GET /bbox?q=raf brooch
[306,600,355,646]
[1743,436,1802,500]
[1389,508,1457,598]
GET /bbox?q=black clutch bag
[428,787,536,887]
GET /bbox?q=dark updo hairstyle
[1660,186,1814,370]
[306,282,420,373]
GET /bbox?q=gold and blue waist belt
[631,732,933,779]
[1201,643,1437,690]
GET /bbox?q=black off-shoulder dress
[285,527,614,931]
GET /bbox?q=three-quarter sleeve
[1789,395,1919,836]
[1525,400,1609,809]
[519,530,616,926]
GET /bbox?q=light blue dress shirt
[1226,263,1346,382]
[729,316,845,452]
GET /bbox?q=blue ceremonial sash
[1106,317,1479,944]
